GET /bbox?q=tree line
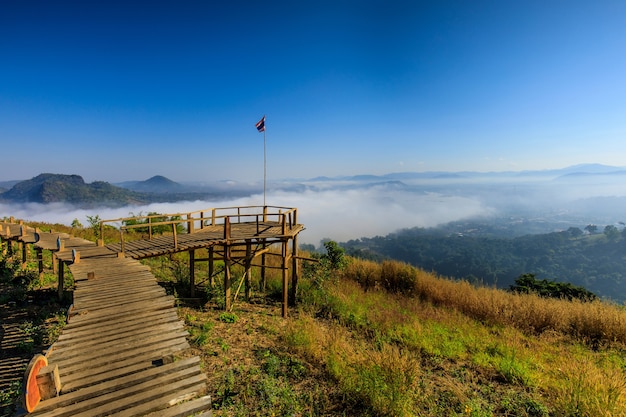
[341,224,626,302]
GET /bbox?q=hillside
[116,175,185,193]
[0,173,147,206]
[2,221,626,416]
[342,222,626,302]
[0,173,258,207]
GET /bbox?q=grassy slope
[2,221,626,416]
[172,256,626,417]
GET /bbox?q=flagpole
[263,127,267,207]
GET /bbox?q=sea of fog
[2,175,626,245]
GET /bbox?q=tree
[321,240,347,270]
[603,225,620,240]
[86,214,101,239]
[585,224,598,235]
[510,273,597,302]
[567,227,583,238]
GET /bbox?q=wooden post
[99,222,104,244]
[260,252,267,292]
[36,364,61,400]
[21,241,27,269]
[57,259,64,300]
[282,240,288,318]
[72,249,80,264]
[189,249,195,297]
[244,241,251,301]
[119,228,125,255]
[36,248,44,282]
[281,211,287,235]
[224,245,231,311]
[224,217,231,240]
[7,235,13,256]
[187,213,194,234]
[290,235,299,306]
[208,247,215,287]
[0,226,5,255]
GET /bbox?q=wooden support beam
[189,249,196,298]
[290,235,299,306]
[57,259,64,300]
[21,241,27,269]
[224,245,231,311]
[208,247,215,288]
[245,241,251,301]
[282,240,288,318]
[37,248,44,282]
[260,238,267,292]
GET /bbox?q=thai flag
[256,115,266,132]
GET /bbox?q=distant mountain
[304,164,625,183]
[116,175,185,193]
[0,173,147,207]
[555,170,626,181]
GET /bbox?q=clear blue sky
[2,1,626,183]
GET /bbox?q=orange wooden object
[23,354,48,412]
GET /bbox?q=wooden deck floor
[27,248,212,417]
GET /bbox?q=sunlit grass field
[3,219,626,416]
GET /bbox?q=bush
[510,273,597,302]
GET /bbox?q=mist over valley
[2,164,626,301]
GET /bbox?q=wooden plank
[50,337,190,379]
[56,309,178,343]
[54,322,185,355]
[66,295,175,323]
[58,308,178,338]
[58,341,191,393]
[48,328,189,368]
[80,378,206,417]
[71,289,171,312]
[32,358,205,417]
[63,302,175,331]
[73,283,164,303]
[108,382,207,417]
[53,319,184,350]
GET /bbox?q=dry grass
[345,257,626,346]
[6,221,626,416]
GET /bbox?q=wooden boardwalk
[29,256,211,416]
[1,206,304,416]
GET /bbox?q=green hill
[0,173,146,206]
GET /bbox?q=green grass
[6,223,626,416]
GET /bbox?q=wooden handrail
[100,206,299,248]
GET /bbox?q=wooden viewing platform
[0,206,304,416]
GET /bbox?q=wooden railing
[99,206,299,254]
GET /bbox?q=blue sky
[2,1,626,183]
